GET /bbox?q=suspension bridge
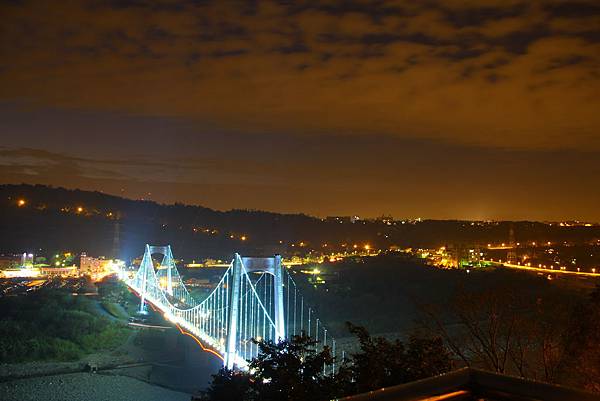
[116,244,339,372]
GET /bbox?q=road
[482,260,600,277]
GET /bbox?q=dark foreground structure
[341,368,600,401]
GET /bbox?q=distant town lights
[17,199,26,206]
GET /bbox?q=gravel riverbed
[0,372,191,401]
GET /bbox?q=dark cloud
[210,49,248,58]
[544,1,600,18]
[441,2,528,28]
[0,0,599,219]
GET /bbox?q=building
[80,253,108,275]
[0,267,40,278]
[39,265,78,277]
[0,254,22,269]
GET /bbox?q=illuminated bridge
[117,244,339,371]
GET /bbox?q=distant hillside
[0,184,598,261]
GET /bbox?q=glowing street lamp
[17,199,26,207]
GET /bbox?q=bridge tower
[138,244,152,314]
[137,244,178,313]
[161,245,174,296]
[225,254,243,369]
[224,254,286,369]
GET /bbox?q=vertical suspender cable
[286,273,290,338]
[332,339,336,375]
[323,328,327,375]
[300,297,303,334]
[244,277,248,360]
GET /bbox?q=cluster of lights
[190,226,251,242]
[16,198,119,219]
[488,258,599,275]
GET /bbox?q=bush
[101,301,128,319]
[0,289,130,363]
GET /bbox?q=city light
[17,199,26,207]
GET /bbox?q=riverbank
[0,371,190,401]
[0,349,135,382]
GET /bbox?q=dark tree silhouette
[202,367,252,401]
[563,285,600,393]
[201,334,341,400]
[249,334,340,401]
[343,323,452,394]
[200,326,452,400]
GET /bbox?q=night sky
[1,1,599,221]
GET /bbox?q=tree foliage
[202,326,452,400]
[0,289,129,363]
[342,323,452,395]
[562,286,600,392]
[202,367,252,401]
[422,282,600,393]
[203,334,340,401]
[249,334,339,401]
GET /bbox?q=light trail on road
[482,260,600,277]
